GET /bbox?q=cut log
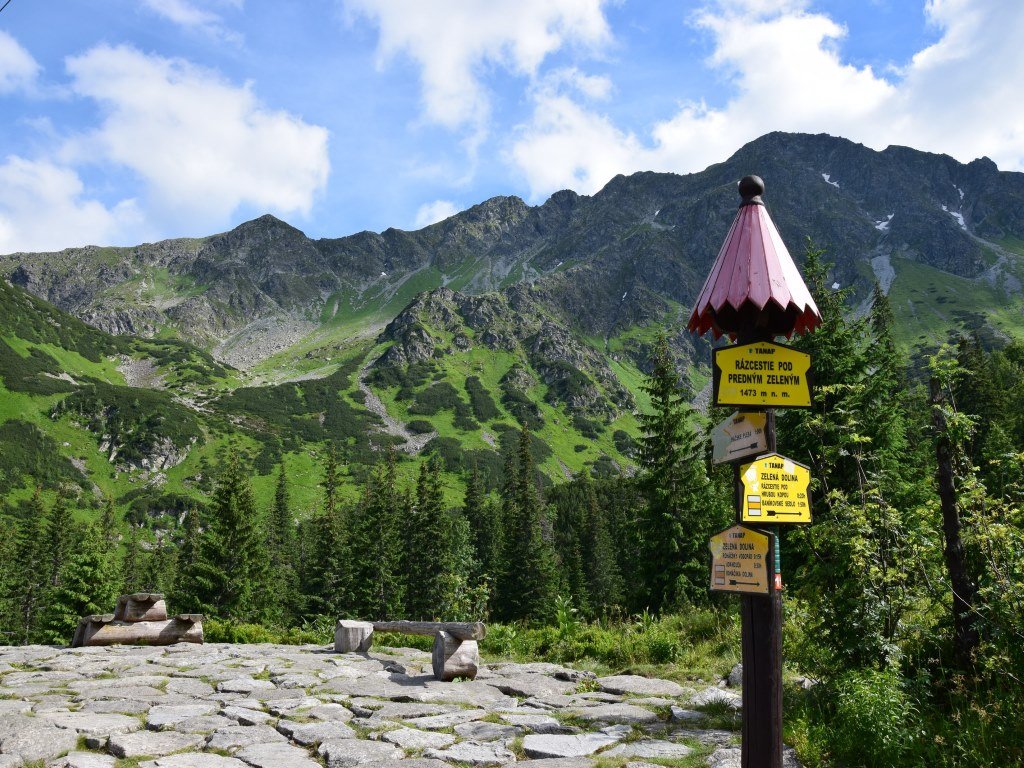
[114,593,168,622]
[372,621,486,641]
[334,620,374,653]
[72,616,203,647]
[432,631,479,681]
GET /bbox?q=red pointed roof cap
[687,175,821,340]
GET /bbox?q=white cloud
[345,0,612,140]
[508,0,1024,198]
[0,157,144,253]
[141,0,243,44]
[63,45,330,227]
[0,30,40,94]
[414,199,461,228]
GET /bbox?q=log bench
[334,620,486,681]
[71,593,204,647]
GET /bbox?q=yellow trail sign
[713,341,812,408]
[740,452,812,524]
[709,524,773,595]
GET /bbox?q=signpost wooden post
[687,175,822,768]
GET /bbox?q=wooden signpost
[687,175,822,768]
[711,411,768,465]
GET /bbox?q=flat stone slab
[522,732,621,758]
[596,674,688,697]
[604,739,695,758]
[0,724,80,764]
[53,752,119,768]
[424,741,516,766]
[148,703,220,728]
[222,705,274,725]
[39,711,142,735]
[500,712,575,734]
[107,730,206,758]
[140,755,249,768]
[277,719,356,745]
[567,702,662,724]
[403,708,488,730]
[454,720,520,741]
[317,738,403,767]
[380,726,457,750]
[218,678,277,694]
[206,724,288,751]
[236,742,322,768]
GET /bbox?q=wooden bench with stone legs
[334,620,486,681]
[71,593,204,647]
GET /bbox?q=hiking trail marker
[740,452,812,524]
[713,341,812,408]
[709,525,773,595]
[711,411,768,465]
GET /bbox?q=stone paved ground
[0,643,798,768]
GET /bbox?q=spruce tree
[463,463,502,581]
[12,489,49,643]
[304,446,351,617]
[635,332,711,612]
[122,524,144,593]
[40,522,120,643]
[267,461,299,623]
[170,508,203,613]
[580,472,623,616]
[349,451,405,619]
[43,490,74,589]
[496,426,560,623]
[191,453,265,620]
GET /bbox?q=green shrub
[829,669,917,768]
[410,382,463,415]
[407,419,435,434]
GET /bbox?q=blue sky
[0,0,1020,253]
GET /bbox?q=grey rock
[79,698,152,715]
[218,678,276,694]
[38,711,141,736]
[295,702,353,722]
[107,730,205,758]
[52,751,118,768]
[516,761,595,768]
[317,738,403,767]
[0,724,79,764]
[596,675,687,697]
[453,721,519,741]
[670,706,706,722]
[402,709,488,730]
[567,703,661,724]
[170,714,237,733]
[488,674,576,698]
[358,762,452,768]
[271,673,320,689]
[166,678,216,696]
[222,705,274,725]
[707,746,741,768]
[206,724,288,751]
[235,741,321,768]
[690,688,742,710]
[139,755,249,768]
[727,664,743,688]
[604,740,694,758]
[380,726,457,750]
[521,732,620,758]
[0,753,19,768]
[423,741,516,766]
[148,703,219,728]
[277,719,356,745]
[501,713,578,734]
[0,699,32,715]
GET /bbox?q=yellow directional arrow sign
[740,452,812,524]
[713,341,812,408]
[709,524,773,595]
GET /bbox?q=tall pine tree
[635,332,712,612]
